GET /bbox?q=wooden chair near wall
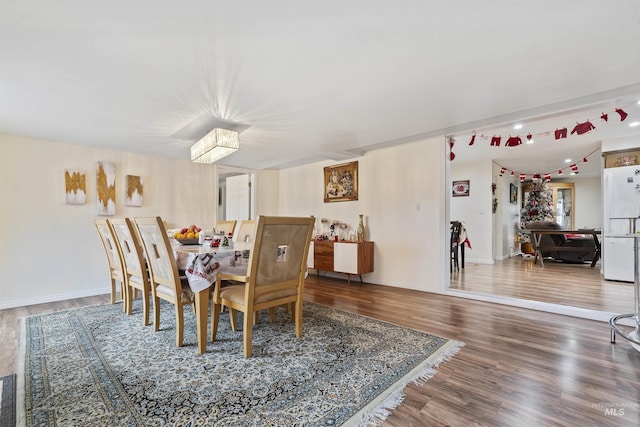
[94,218,126,309]
[450,221,462,273]
[215,220,237,236]
[109,218,151,326]
[210,215,315,358]
[134,216,195,348]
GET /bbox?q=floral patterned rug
[18,300,463,426]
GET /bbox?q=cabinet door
[314,241,334,271]
[333,242,359,274]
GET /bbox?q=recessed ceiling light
[570,172,576,175]
[565,159,572,163]
[629,121,640,127]
[513,124,523,130]
[526,139,534,144]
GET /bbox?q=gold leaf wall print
[96,161,116,215]
[65,169,86,204]
[125,175,143,207]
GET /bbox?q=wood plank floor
[2,272,639,426]
[450,256,635,315]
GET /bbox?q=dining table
[172,240,253,354]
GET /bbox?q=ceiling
[1,1,639,173]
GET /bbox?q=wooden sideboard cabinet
[308,240,374,285]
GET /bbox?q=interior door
[225,174,251,221]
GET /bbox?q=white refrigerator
[603,165,640,282]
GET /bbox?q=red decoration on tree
[570,164,579,174]
[510,170,515,176]
[601,112,608,122]
[616,108,628,121]
[583,157,588,163]
[544,173,551,182]
[449,138,455,161]
[499,167,506,176]
[519,174,526,182]
[526,133,532,141]
[468,133,476,146]
[557,169,563,175]
[490,136,501,146]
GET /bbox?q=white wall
[279,136,448,293]
[0,133,224,308]
[450,159,494,264]
[573,176,602,229]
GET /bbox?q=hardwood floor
[2,273,639,426]
[450,256,635,315]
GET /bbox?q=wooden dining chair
[234,219,256,243]
[210,215,315,357]
[109,218,151,326]
[215,220,237,236]
[450,221,462,273]
[134,216,195,347]
[94,218,126,309]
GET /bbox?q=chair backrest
[450,221,462,248]
[234,219,257,242]
[215,220,237,236]
[109,218,148,282]
[247,216,314,300]
[134,217,183,292]
[94,218,124,273]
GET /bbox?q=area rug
[0,374,16,427]
[18,300,463,426]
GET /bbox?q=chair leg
[110,278,117,305]
[125,285,133,315]
[211,303,221,341]
[141,289,150,326]
[243,309,253,358]
[175,305,184,347]
[153,296,161,332]
[121,280,128,313]
[295,301,303,338]
[269,307,275,323]
[229,308,238,331]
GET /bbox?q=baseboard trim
[0,288,111,310]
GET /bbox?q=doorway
[217,165,256,223]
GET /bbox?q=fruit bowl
[175,238,199,245]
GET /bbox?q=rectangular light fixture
[190,128,239,164]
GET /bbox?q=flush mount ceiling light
[513,123,523,130]
[190,128,239,164]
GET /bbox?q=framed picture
[64,169,86,204]
[452,180,470,197]
[96,161,116,216]
[125,175,143,207]
[510,183,518,204]
[324,161,358,203]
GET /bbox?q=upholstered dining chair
[210,215,314,358]
[215,220,237,236]
[134,216,195,348]
[94,218,126,309]
[110,218,151,326]
[234,219,257,243]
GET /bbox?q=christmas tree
[521,180,554,223]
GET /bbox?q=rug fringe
[358,340,465,427]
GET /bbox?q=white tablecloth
[173,241,252,292]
